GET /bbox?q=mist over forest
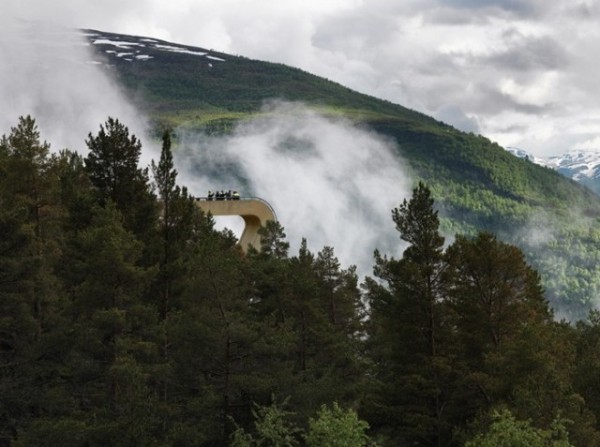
[4,20,600,447]
[0,113,599,446]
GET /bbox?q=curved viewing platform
[194,197,277,252]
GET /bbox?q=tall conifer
[365,182,456,446]
[84,117,157,239]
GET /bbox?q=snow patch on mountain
[153,44,208,57]
[85,30,225,65]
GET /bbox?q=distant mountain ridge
[507,147,600,194]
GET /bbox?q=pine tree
[257,221,290,260]
[443,231,550,415]
[365,182,456,446]
[445,232,550,358]
[308,246,365,407]
[248,237,366,424]
[0,117,68,445]
[165,216,255,445]
[0,116,64,333]
[59,203,159,445]
[54,149,96,234]
[150,129,196,320]
[84,117,157,239]
[149,129,198,441]
[444,232,599,445]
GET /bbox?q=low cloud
[7,0,600,158]
[175,102,412,277]
[512,208,600,321]
[0,17,153,160]
[434,105,480,133]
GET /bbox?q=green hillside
[87,29,600,319]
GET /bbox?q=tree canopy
[1,115,600,447]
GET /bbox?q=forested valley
[3,114,600,447]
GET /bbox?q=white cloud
[175,102,411,276]
[5,0,600,159]
[0,22,149,154]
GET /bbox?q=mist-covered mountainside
[85,29,600,319]
[508,147,600,195]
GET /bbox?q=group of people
[207,190,240,200]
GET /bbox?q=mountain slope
[85,29,432,129]
[85,30,599,215]
[86,29,600,319]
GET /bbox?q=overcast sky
[5,0,600,156]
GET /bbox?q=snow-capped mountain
[507,147,600,194]
[505,147,548,166]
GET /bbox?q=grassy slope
[88,30,600,318]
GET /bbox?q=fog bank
[175,102,412,276]
[0,18,152,159]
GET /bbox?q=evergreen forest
[4,114,600,446]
